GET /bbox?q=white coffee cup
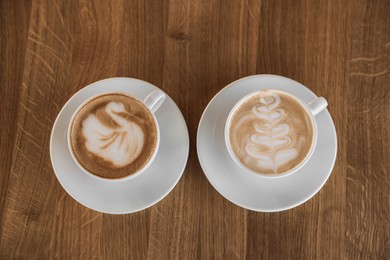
[225,89,327,178]
[67,89,165,182]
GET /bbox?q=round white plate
[50,78,189,214]
[197,75,337,212]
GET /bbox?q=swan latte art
[70,94,158,179]
[228,90,314,175]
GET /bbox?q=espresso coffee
[69,93,158,179]
[228,89,314,175]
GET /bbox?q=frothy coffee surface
[70,94,157,179]
[229,90,314,175]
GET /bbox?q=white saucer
[50,78,189,214]
[197,75,337,212]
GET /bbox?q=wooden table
[1,0,389,259]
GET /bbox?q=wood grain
[0,0,389,259]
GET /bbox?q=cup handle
[143,89,166,113]
[308,97,328,116]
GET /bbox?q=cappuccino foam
[228,90,314,175]
[70,93,157,179]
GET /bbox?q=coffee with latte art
[69,93,158,179]
[228,90,314,175]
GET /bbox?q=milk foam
[81,101,145,167]
[245,93,298,171]
[229,91,313,174]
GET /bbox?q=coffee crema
[70,93,158,179]
[228,89,314,175]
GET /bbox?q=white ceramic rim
[67,91,161,182]
[224,89,318,178]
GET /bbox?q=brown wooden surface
[1,0,389,259]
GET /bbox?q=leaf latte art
[70,94,158,179]
[229,90,314,175]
